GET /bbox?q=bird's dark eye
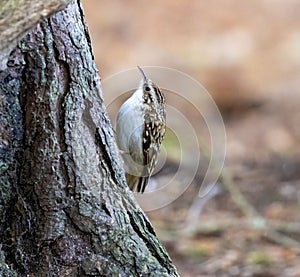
[145,86,151,92]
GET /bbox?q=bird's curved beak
[137,66,148,82]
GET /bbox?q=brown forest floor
[82,1,300,276]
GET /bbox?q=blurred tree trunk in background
[0,1,179,276]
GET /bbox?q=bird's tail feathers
[126,173,149,193]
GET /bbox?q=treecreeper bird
[116,66,166,193]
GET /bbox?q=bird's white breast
[116,88,144,155]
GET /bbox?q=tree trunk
[0,1,179,276]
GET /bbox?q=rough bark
[0,0,72,69]
[0,1,179,276]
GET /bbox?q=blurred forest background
[82,1,300,276]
